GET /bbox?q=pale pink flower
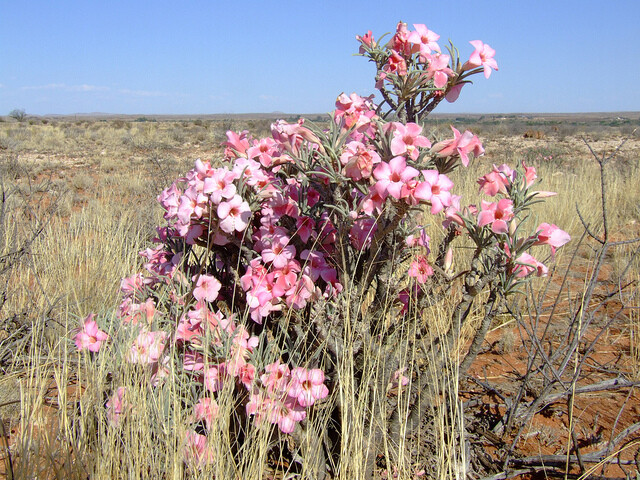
[106,387,128,426]
[477,166,510,196]
[192,397,219,429]
[222,130,250,157]
[390,123,431,160]
[288,368,329,407]
[405,228,430,251]
[431,126,484,167]
[445,84,464,103]
[468,40,498,78]
[478,199,514,234]
[127,330,168,364]
[387,21,412,56]
[522,162,537,187]
[408,24,440,56]
[74,314,109,353]
[203,167,237,204]
[388,367,410,393]
[192,274,222,303]
[423,52,453,88]
[261,361,291,395]
[217,194,251,233]
[534,223,571,255]
[204,364,228,392]
[261,235,296,269]
[513,252,548,278]
[373,156,420,200]
[340,141,381,181]
[184,431,215,465]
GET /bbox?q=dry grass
[1,118,638,479]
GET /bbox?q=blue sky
[1,1,639,115]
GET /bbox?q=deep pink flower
[384,50,408,76]
[387,21,412,56]
[478,199,514,234]
[468,40,498,78]
[408,256,434,284]
[356,30,375,53]
[74,314,109,353]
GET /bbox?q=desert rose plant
[75,21,568,477]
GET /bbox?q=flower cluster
[72,21,571,472]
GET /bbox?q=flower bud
[444,247,454,273]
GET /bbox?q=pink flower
[445,83,464,103]
[423,52,453,88]
[513,252,548,278]
[431,126,484,167]
[261,235,296,269]
[261,361,291,395]
[468,40,498,79]
[384,50,408,76]
[478,199,514,234]
[74,314,109,352]
[356,30,375,53]
[203,167,237,204]
[387,21,412,56]
[349,217,377,250]
[373,156,420,200]
[416,170,454,214]
[390,123,431,160]
[405,228,430,251]
[217,194,252,233]
[408,256,434,284]
[192,397,219,429]
[407,24,440,56]
[192,274,222,302]
[534,223,570,255]
[287,368,329,407]
[184,431,214,465]
[126,330,168,364]
[106,387,128,426]
[340,141,381,181]
[204,364,228,392]
[477,166,510,196]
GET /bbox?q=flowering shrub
[76,21,569,475]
